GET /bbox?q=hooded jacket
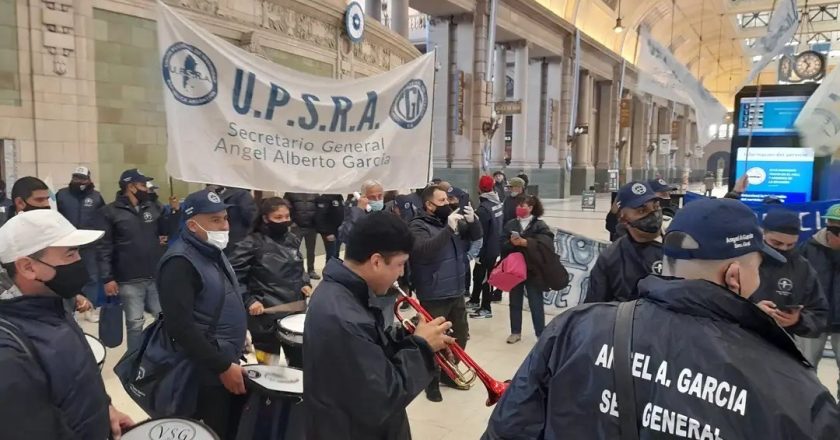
[304,260,435,439]
[484,277,840,439]
[477,192,504,265]
[800,229,840,332]
[751,248,828,337]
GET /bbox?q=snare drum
[84,333,105,371]
[122,417,219,440]
[238,365,305,440]
[277,313,306,368]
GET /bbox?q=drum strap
[0,316,50,389]
[613,300,639,440]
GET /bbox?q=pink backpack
[488,253,527,292]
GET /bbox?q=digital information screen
[735,147,815,203]
[736,96,809,136]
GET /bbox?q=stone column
[524,58,542,167]
[630,96,647,181]
[366,0,382,22]
[594,80,612,186]
[469,0,491,195]
[656,104,673,180]
[509,42,529,169]
[428,18,451,171]
[490,45,507,170]
[557,38,574,198]
[571,70,594,194]
[390,0,409,38]
[450,16,475,167]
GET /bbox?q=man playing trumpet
[304,212,454,439]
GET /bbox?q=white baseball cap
[0,210,104,264]
[72,166,91,177]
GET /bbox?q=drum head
[244,364,304,396]
[279,313,306,334]
[84,333,105,365]
[121,417,219,440]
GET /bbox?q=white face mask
[191,221,229,250]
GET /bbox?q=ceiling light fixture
[614,0,624,33]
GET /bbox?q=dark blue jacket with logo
[484,277,840,439]
[751,250,828,337]
[304,259,435,440]
[584,235,663,303]
[477,193,504,266]
[56,186,106,230]
[0,296,111,439]
[800,230,840,332]
[99,193,166,283]
[408,211,482,301]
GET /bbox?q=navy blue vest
[159,231,247,362]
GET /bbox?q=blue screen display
[737,96,808,136]
[735,147,815,203]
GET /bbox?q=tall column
[366,0,382,22]
[557,38,574,198]
[656,104,673,180]
[470,0,491,193]
[571,70,594,194]
[390,0,409,38]
[510,42,529,169]
[524,59,542,167]
[543,59,563,167]
[490,46,507,170]
[594,80,612,185]
[428,18,451,170]
[630,96,647,181]
[450,16,475,167]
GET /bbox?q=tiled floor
[86,184,840,439]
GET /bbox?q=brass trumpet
[392,283,509,406]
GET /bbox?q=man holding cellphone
[752,208,828,337]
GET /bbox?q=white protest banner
[794,64,840,157]
[743,0,799,86]
[636,29,726,147]
[157,2,435,193]
[542,229,609,314]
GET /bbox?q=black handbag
[98,294,124,348]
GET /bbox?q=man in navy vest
[157,189,247,439]
[0,209,133,439]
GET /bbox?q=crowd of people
[0,165,839,439]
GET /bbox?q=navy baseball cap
[664,198,785,263]
[181,189,230,219]
[616,181,658,210]
[119,168,153,184]
[649,178,678,193]
[762,208,801,235]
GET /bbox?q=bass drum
[236,365,305,440]
[276,313,306,368]
[84,333,105,371]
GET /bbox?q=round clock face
[345,2,365,43]
[779,55,793,81]
[794,51,825,80]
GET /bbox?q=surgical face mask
[369,200,384,212]
[34,259,89,299]
[515,206,530,219]
[629,210,663,234]
[509,189,521,197]
[191,220,229,250]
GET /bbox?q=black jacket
[313,194,344,236]
[304,259,435,440]
[219,188,257,246]
[477,193,504,265]
[408,212,482,301]
[751,250,828,337]
[0,197,13,227]
[502,193,521,225]
[228,231,309,309]
[800,230,840,332]
[484,277,840,439]
[284,192,319,229]
[99,194,166,282]
[501,218,556,292]
[56,187,106,229]
[585,234,663,303]
[0,296,111,440]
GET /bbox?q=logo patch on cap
[726,233,754,249]
[632,183,647,195]
[658,179,667,185]
[208,192,221,203]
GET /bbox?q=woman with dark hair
[500,194,555,344]
[228,197,312,366]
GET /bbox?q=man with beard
[752,208,827,338]
[56,167,105,319]
[585,181,664,303]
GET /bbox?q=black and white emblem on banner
[390,79,428,129]
[162,42,218,106]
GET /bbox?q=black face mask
[133,189,150,203]
[149,192,159,203]
[432,203,453,222]
[22,202,50,212]
[35,259,89,299]
[629,210,663,234]
[265,221,291,240]
[828,226,840,237]
[0,191,5,201]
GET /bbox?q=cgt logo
[390,79,428,129]
[162,42,218,106]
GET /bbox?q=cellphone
[776,304,803,313]
[510,231,521,239]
